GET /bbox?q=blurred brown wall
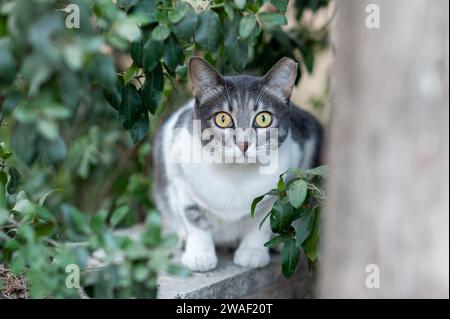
[320,0,449,298]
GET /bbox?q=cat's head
[189,57,297,164]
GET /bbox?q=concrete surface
[157,250,313,299]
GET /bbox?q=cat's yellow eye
[254,112,272,128]
[214,112,233,128]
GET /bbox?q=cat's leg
[180,204,218,272]
[233,216,271,269]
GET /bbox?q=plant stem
[210,3,224,9]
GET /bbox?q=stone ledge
[85,225,313,299]
[157,250,312,299]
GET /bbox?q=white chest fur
[177,135,301,221]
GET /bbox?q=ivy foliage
[251,165,326,277]
[1,0,330,159]
[0,0,330,298]
[0,144,187,298]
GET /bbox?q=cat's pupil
[221,115,225,122]
[261,115,266,122]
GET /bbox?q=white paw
[182,250,218,272]
[233,247,270,269]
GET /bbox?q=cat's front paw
[182,250,218,272]
[233,247,270,269]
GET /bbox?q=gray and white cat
[153,57,322,272]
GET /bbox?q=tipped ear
[262,57,298,100]
[189,57,223,102]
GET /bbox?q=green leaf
[110,206,129,228]
[172,4,198,43]
[163,35,184,72]
[304,50,315,74]
[306,165,327,177]
[12,199,35,215]
[239,14,257,39]
[0,39,15,84]
[142,212,161,245]
[38,188,63,206]
[250,188,278,218]
[35,205,56,222]
[234,0,246,9]
[115,18,141,42]
[287,179,308,209]
[134,264,150,282]
[40,137,67,164]
[131,0,159,24]
[0,172,6,208]
[124,64,138,84]
[37,120,58,141]
[195,10,221,52]
[63,205,90,235]
[295,207,316,245]
[293,206,308,220]
[169,2,189,23]
[282,167,304,177]
[58,72,80,109]
[281,238,300,277]
[119,83,142,130]
[34,221,55,238]
[143,38,164,73]
[12,124,38,165]
[21,55,50,96]
[142,63,164,114]
[152,24,170,41]
[63,44,84,71]
[224,15,248,72]
[130,111,149,143]
[2,152,12,160]
[305,208,321,261]
[118,0,140,11]
[251,195,265,218]
[91,209,108,234]
[94,55,117,91]
[271,0,289,13]
[264,235,285,248]
[277,175,285,191]
[269,199,294,233]
[130,40,144,67]
[257,12,287,30]
[0,142,5,156]
[7,167,21,195]
[11,254,25,274]
[224,2,234,20]
[1,92,21,115]
[0,171,7,187]
[103,81,123,110]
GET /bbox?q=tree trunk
[320,0,449,298]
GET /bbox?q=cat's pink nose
[237,142,249,154]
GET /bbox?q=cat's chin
[226,158,260,165]
[222,153,260,165]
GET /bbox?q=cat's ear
[189,57,223,103]
[262,57,298,100]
